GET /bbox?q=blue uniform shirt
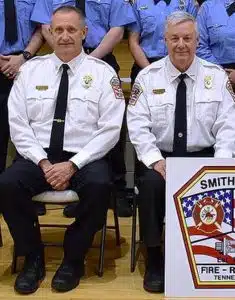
[33,0,136,48]
[129,0,198,58]
[197,0,235,64]
[0,0,48,55]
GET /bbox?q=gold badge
[82,74,93,89]
[36,85,48,91]
[204,76,213,89]
[153,89,165,95]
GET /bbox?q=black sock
[146,246,163,271]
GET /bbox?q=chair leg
[98,213,107,277]
[131,194,137,272]
[0,223,3,247]
[11,245,18,274]
[112,194,120,246]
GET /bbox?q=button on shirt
[197,0,235,64]
[8,51,125,168]
[127,56,235,167]
[31,0,136,48]
[0,0,49,55]
[129,0,198,58]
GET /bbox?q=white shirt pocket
[195,91,222,128]
[68,88,101,124]
[26,89,56,121]
[147,93,174,128]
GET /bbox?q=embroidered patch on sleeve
[110,76,124,100]
[129,82,143,106]
[226,79,235,101]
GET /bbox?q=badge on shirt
[139,5,148,9]
[110,76,124,100]
[82,74,93,89]
[36,85,48,91]
[226,79,235,102]
[204,75,213,89]
[153,88,165,95]
[129,82,143,106]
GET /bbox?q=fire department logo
[193,197,224,233]
[174,166,235,289]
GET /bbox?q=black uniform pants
[136,147,214,247]
[84,48,126,190]
[0,73,14,173]
[0,154,111,262]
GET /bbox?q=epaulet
[30,54,51,62]
[138,57,165,77]
[199,58,224,72]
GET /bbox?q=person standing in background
[197,0,235,81]
[128,0,198,84]
[0,0,51,216]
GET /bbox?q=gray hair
[165,11,199,37]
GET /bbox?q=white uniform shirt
[127,56,235,168]
[8,51,125,168]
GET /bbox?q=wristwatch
[22,51,32,61]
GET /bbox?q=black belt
[84,47,113,56]
[84,47,95,54]
[147,56,163,63]
[221,63,235,69]
[161,146,215,158]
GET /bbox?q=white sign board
[165,158,235,298]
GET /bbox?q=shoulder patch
[110,76,124,100]
[30,54,50,61]
[226,80,235,102]
[129,82,143,106]
[200,58,224,71]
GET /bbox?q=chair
[130,185,143,272]
[12,188,120,277]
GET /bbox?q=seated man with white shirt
[127,11,235,294]
[0,6,125,295]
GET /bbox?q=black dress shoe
[63,203,78,218]
[34,202,46,216]
[14,252,45,294]
[51,259,84,292]
[143,267,164,293]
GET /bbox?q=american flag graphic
[180,189,235,264]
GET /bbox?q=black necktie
[48,64,69,163]
[4,0,18,45]
[226,1,235,16]
[154,0,171,5]
[76,0,86,16]
[173,73,187,156]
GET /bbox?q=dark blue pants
[0,155,111,262]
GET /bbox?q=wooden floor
[0,207,163,300]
